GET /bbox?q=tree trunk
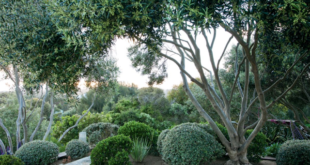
[0,138,6,155]
[225,148,251,165]
[0,118,13,154]
[30,84,49,141]
[43,91,54,141]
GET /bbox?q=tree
[48,0,310,164]
[0,0,118,153]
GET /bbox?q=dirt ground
[53,154,277,165]
[130,155,277,165]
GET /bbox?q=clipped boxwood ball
[15,140,59,165]
[0,155,24,165]
[157,129,170,156]
[66,139,90,159]
[162,124,225,165]
[90,134,133,165]
[107,150,131,165]
[118,121,155,141]
[276,140,310,165]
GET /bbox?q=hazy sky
[0,27,237,92]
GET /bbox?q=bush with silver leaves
[83,122,119,145]
[162,124,225,165]
[157,129,170,156]
[66,139,90,159]
[15,140,59,165]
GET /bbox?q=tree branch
[58,93,96,142]
[267,63,310,109]
[43,91,55,140]
[30,84,49,141]
[0,118,13,154]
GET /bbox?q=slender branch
[30,84,49,141]
[244,120,259,133]
[162,39,193,53]
[211,27,216,49]
[263,52,308,94]
[0,118,13,154]
[228,52,246,105]
[216,35,233,72]
[43,91,55,140]
[58,94,96,142]
[202,29,228,109]
[267,63,310,109]
[0,138,6,155]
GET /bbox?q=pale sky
[0,27,237,92]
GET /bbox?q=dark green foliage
[66,140,90,159]
[90,135,133,165]
[245,129,268,163]
[118,121,155,141]
[0,155,24,165]
[107,150,131,165]
[15,140,59,165]
[118,121,159,156]
[89,131,102,145]
[83,122,119,145]
[52,115,79,143]
[265,143,281,157]
[157,129,170,156]
[111,110,172,130]
[276,140,310,165]
[162,124,225,165]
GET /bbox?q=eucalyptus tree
[48,0,310,164]
[0,0,118,153]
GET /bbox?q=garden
[1,0,310,165]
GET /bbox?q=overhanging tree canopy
[48,0,310,164]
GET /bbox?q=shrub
[49,136,66,152]
[0,155,24,165]
[131,138,151,162]
[118,121,155,141]
[90,135,133,165]
[118,121,158,155]
[108,150,132,165]
[15,140,59,165]
[83,122,119,145]
[89,131,102,145]
[52,115,79,143]
[162,124,225,165]
[276,140,310,165]
[157,129,170,156]
[245,129,268,163]
[66,140,90,159]
[265,143,281,157]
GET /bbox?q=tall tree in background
[0,0,118,153]
[49,0,310,164]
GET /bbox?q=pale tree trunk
[30,84,49,141]
[13,65,23,147]
[43,91,54,141]
[0,118,13,154]
[58,94,96,142]
[0,138,6,155]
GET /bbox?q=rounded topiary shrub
[118,121,155,140]
[83,122,119,145]
[0,155,24,165]
[157,129,170,156]
[245,129,268,163]
[276,140,310,165]
[89,131,102,145]
[162,124,225,165]
[90,134,133,165]
[118,121,159,155]
[15,140,59,165]
[107,150,132,165]
[66,139,90,159]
